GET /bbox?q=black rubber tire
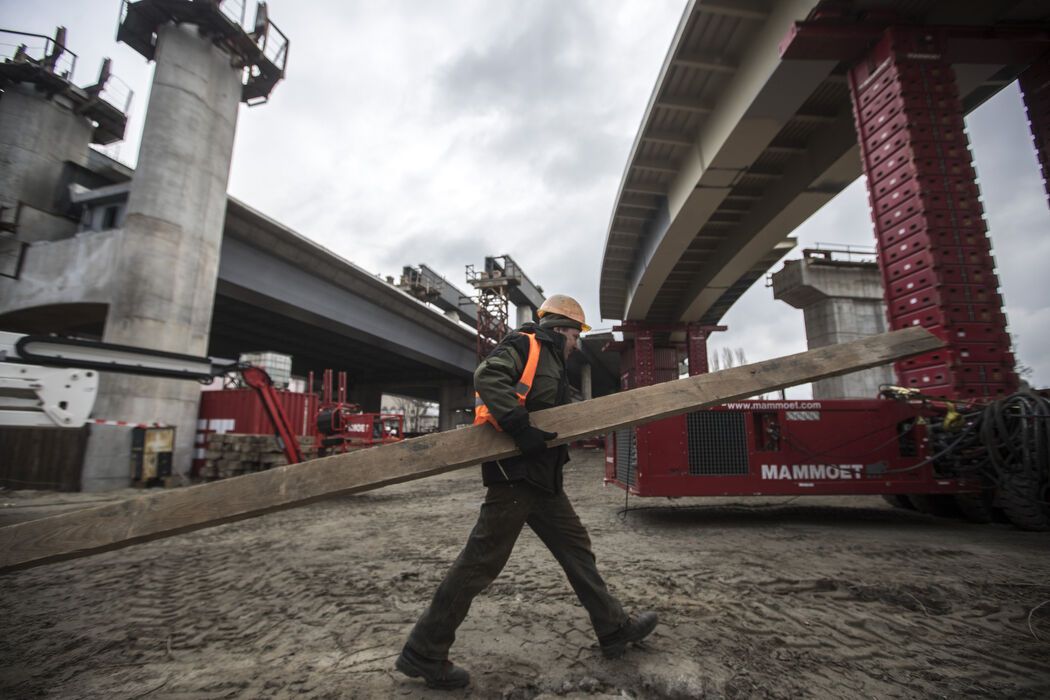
[953,491,996,524]
[882,494,915,510]
[999,471,1050,532]
[906,494,963,519]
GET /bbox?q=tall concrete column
[84,23,242,487]
[516,304,535,328]
[772,257,894,399]
[439,379,472,430]
[350,385,384,414]
[580,363,593,400]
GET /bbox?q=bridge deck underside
[208,294,460,396]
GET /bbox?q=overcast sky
[3,0,1047,393]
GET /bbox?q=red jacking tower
[782,18,1050,401]
[849,29,1016,399]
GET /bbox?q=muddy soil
[2,449,1048,699]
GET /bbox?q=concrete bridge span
[0,181,477,397]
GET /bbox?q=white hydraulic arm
[0,331,238,428]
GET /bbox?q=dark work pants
[406,482,627,660]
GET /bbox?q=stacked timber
[201,434,317,479]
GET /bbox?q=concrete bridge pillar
[772,256,894,399]
[439,379,472,431]
[84,22,242,487]
[350,385,384,414]
[580,363,593,401]
[515,304,535,328]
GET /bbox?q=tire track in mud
[637,552,1050,698]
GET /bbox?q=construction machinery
[602,315,1048,531]
[0,331,304,467]
[465,255,544,360]
[313,369,403,456]
[397,264,478,326]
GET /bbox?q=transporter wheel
[906,494,963,519]
[999,471,1050,532]
[953,491,995,524]
[882,494,915,510]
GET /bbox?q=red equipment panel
[319,411,404,450]
[604,400,978,497]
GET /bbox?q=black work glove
[497,406,557,458]
[511,425,559,458]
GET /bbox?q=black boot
[395,645,470,689]
[598,611,658,659]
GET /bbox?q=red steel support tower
[847,27,1018,400]
[613,323,725,389]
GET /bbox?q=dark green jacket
[476,323,571,493]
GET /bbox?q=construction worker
[396,294,658,690]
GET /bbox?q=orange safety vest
[473,332,541,429]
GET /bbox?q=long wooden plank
[0,327,941,572]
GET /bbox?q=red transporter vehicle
[602,321,1048,531]
[607,397,969,498]
[314,369,403,456]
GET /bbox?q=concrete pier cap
[772,250,894,400]
[0,25,131,245]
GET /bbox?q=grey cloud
[436,1,597,116]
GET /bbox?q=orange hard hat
[537,294,591,332]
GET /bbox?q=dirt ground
[2,448,1049,699]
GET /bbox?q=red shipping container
[194,388,319,471]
